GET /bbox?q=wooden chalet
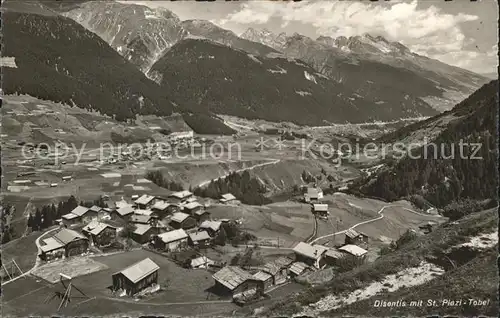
[82,221,117,246]
[168,190,193,204]
[61,206,97,226]
[169,212,196,230]
[134,194,156,209]
[154,229,189,251]
[344,229,369,246]
[131,224,156,244]
[292,242,328,269]
[220,193,237,204]
[39,229,89,261]
[212,266,262,298]
[198,220,222,237]
[261,256,294,285]
[188,230,211,248]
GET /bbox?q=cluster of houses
[206,228,370,303]
[41,190,238,261]
[303,187,330,218]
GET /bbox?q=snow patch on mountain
[295,91,312,96]
[0,57,18,68]
[297,262,445,316]
[267,66,287,74]
[304,71,317,84]
[247,54,262,64]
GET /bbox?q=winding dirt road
[1,227,59,286]
[310,205,442,244]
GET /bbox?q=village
[6,186,375,308]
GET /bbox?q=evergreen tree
[33,208,42,231]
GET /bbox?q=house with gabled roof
[261,256,294,285]
[220,193,237,204]
[312,203,329,217]
[39,228,89,260]
[168,190,193,203]
[131,224,156,244]
[82,221,116,247]
[151,200,178,219]
[212,266,261,298]
[134,194,156,209]
[304,187,323,203]
[112,258,159,296]
[129,214,154,225]
[112,206,134,221]
[338,244,368,259]
[188,230,211,248]
[169,212,196,230]
[292,242,328,269]
[61,205,96,226]
[289,261,311,278]
[344,229,369,246]
[154,229,189,251]
[183,201,203,215]
[199,220,222,237]
[191,256,215,269]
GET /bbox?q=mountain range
[1,0,492,127]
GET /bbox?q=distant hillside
[349,80,498,209]
[242,30,489,112]
[181,19,278,57]
[2,10,176,121]
[147,38,438,126]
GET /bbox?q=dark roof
[212,266,253,291]
[345,229,366,239]
[53,228,87,245]
[262,256,294,276]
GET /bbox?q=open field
[208,202,315,247]
[1,249,241,316]
[1,232,41,274]
[32,256,109,283]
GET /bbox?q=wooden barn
[344,229,369,246]
[112,258,159,296]
[154,229,188,251]
[188,230,211,248]
[261,256,294,285]
[212,266,262,298]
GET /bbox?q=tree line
[193,170,271,205]
[28,196,108,232]
[145,170,184,191]
[349,81,498,217]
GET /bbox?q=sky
[124,0,498,75]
